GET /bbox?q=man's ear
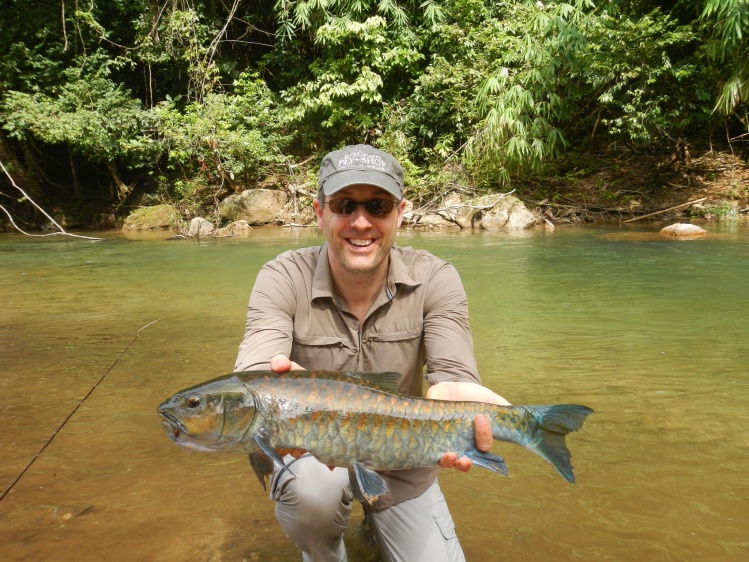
[395,199,407,228]
[313,199,325,226]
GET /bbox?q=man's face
[314,184,406,278]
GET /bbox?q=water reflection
[1,224,747,561]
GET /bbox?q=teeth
[350,239,373,247]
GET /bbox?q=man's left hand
[427,381,510,473]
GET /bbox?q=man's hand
[427,381,510,473]
[270,354,305,373]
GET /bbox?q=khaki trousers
[269,454,465,562]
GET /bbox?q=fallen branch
[622,197,708,223]
[440,189,516,213]
[0,159,102,240]
[405,189,516,223]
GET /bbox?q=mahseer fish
[157,370,593,503]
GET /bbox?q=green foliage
[701,0,749,118]
[2,71,160,169]
[154,72,289,189]
[690,201,738,220]
[0,0,748,218]
[579,8,704,143]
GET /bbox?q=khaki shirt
[235,244,481,508]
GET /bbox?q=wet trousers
[269,454,466,562]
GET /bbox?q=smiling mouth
[349,239,374,247]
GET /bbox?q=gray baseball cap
[318,144,404,199]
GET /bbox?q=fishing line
[0,318,164,503]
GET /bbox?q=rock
[403,192,538,230]
[436,193,476,229]
[216,220,253,237]
[122,204,180,231]
[659,223,707,237]
[416,213,460,229]
[186,217,215,237]
[481,195,536,230]
[219,189,288,225]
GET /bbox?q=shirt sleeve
[234,259,298,371]
[422,261,482,386]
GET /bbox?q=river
[0,223,747,561]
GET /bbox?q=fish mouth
[160,412,187,440]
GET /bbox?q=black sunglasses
[326,198,397,216]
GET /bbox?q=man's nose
[349,208,373,228]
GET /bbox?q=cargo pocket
[433,510,458,541]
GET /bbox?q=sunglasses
[326,198,397,216]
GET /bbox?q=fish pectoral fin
[252,432,297,481]
[248,452,275,491]
[352,462,389,505]
[464,449,509,477]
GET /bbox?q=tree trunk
[104,160,132,201]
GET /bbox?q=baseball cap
[318,145,404,199]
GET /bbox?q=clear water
[1,224,747,561]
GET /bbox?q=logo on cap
[337,149,387,172]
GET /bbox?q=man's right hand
[270,354,305,373]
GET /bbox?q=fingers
[270,354,292,373]
[474,414,493,452]
[276,447,307,458]
[438,414,493,473]
[439,451,458,469]
[270,354,305,373]
[439,451,472,473]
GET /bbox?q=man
[235,144,509,561]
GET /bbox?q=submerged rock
[659,223,707,237]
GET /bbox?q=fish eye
[186,395,201,408]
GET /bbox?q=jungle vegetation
[0,0,747,227]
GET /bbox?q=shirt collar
[311,244,421,303]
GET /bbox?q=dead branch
[622,197,708,223]
[521,196,631,223]
[0,159,102,240]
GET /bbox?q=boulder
[659,223,707,237]
[219,189,288,225]
[216,220,253,237]
[186,217,215,237]
[122,204,180,231]
[481,195,536,230]
[402,192,537,230]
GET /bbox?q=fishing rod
[0,318,164,503]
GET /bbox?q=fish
[157,370,593,503]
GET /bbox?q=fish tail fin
[512,404,594,484]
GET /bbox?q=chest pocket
[291,333,356,371]
[364,328,422,343]
[363,328,424,394]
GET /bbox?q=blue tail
[518,404,593,483]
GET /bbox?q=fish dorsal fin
[344,371,402,392]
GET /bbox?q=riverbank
[2,147,747,235]
[517,146,749,224]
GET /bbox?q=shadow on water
[1,224,747,561]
